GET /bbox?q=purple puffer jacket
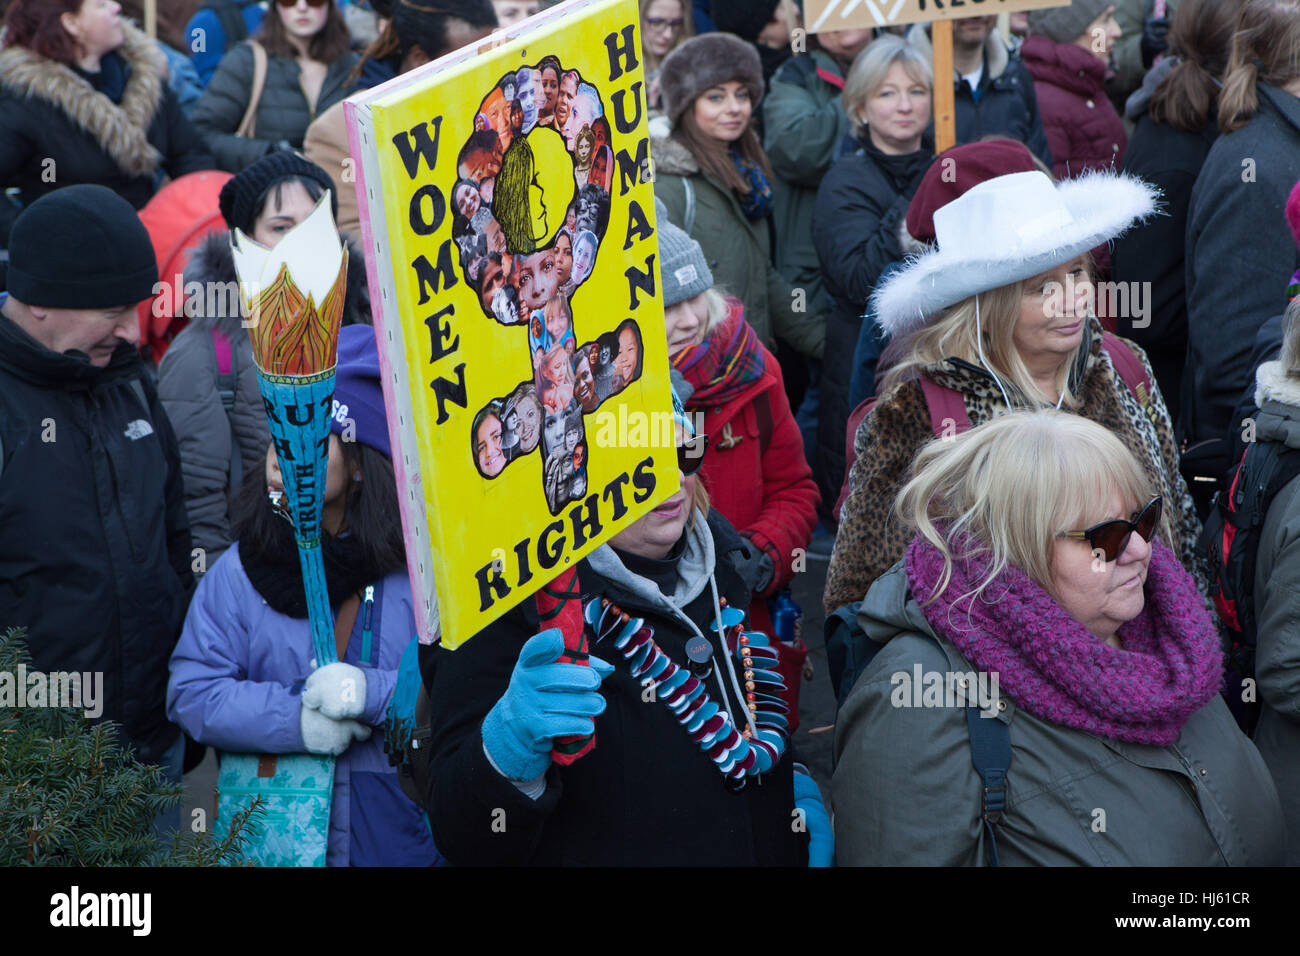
[167,543,439,866]
[1020,34,1127,181]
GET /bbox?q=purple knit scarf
[904,535,1223,745]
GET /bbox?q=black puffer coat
[812,137,931,524]
[0,304,193,764]
[191,40,359,172]
[0,20,213,246]
[423,509,808,866]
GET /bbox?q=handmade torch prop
[232,195,348,667]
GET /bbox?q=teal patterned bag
[215,752,335,867]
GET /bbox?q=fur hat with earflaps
[659,33,764,129]
[872,169,1159,339]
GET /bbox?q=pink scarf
[904,535,1223,745]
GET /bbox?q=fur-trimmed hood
[1255,361,1300,454]
[0,18,166,177]
[183,230,373,338]
[650,134,701,179]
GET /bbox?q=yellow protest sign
[345,0,675,648]
[806,0,1067,31]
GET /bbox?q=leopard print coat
[823,319,1207,614]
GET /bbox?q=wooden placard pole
[931,19,955,153]
[144,0,157,38]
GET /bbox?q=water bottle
[767,589,802,646]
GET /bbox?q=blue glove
[793,770,834,867]
[481,628,613,781]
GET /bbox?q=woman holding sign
[422,391,830,866]
[168,327,441,867]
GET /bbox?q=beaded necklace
[584,596,789,788]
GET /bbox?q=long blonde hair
[878,280,1081,410]
[896,410,1165,607]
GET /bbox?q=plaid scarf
[731,146,773,221]
[670,298,765,406]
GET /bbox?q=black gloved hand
[730,535,775,595]
[1140,11,1170,69]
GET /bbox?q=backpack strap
[966,705,1011,867]
[918,375,971,437]
[236,41,268,139]
[210,328,243,493]
[1101,332,1154,417]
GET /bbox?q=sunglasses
[678,434,708,476]
[276,0,329,7]
[1059,495,1162,563]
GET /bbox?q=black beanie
[709,0,783,43]
[218,151,338,234]
[7,185,157,309]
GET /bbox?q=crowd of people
[2,0,1299,868]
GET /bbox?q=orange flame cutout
[247,249,349,377]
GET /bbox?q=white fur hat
[871,170,1159,338]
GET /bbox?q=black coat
[422,511,808,866]
[0,21,213,247]
[812,139,931,523]
[1184,83,1300,451]
[1112,94,1218,427]
[0,305,194,764]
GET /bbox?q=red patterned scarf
[670,298,765,406]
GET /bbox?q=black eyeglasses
[678,434,708,476]
[645,17,686,31]
[1059,495,1162,562]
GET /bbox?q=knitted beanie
[659,33,765,128]
[1028,0,1112,43]
[709,0,782,43]
[218,151,338,234]
[656,200,713,306]
[330,325,390,456]
[7,185,157,309]
[906,140,1039,243]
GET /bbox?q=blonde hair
[896,410,1165,607]
[842,35,934,140]
[688,473,711,531]
[1281,295,1300,379]
[638,0,696,71]
[878,278,1082,409]
[692,287,732,344]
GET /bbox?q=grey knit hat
[656,200,713,306]
[659,33,765,129]
[1028,0,1112,44]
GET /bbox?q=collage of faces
[459,58,641,513]
[455,57,613,332]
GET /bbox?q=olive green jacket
[833,562,1285,866]
[762,48,849,320]
[652,135,824,359]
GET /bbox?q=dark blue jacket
[186,0,267,88]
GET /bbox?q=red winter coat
[679,302,820,636]
[1020,35,1127,180]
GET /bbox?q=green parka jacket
[652,135,824,360]
[762,48,849,320]
[832,562,1285,866]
